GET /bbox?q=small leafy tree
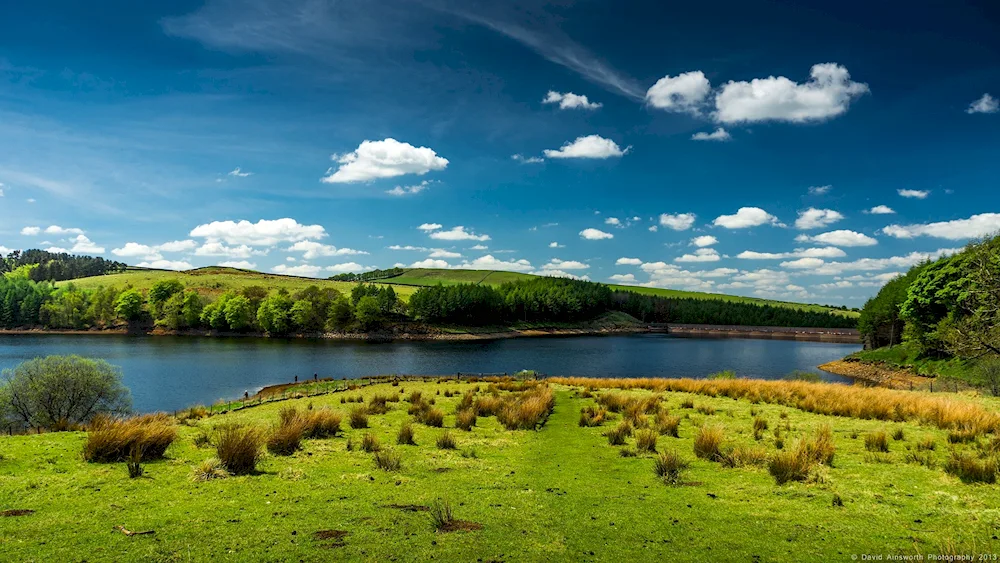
[224,295,254,331]
[257,291,294,334]
[0,355,132,429]
[114,288,145,322]
[354,295,383,331]
[327,295,354,331]
[148,279,185,319]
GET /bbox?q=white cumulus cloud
[691,128,731,142]
[795,208,845,230]
[795,230,877,247]
[286,241,367,259]
[461,255,533,272]
[70,235,104,254]
[386,181,430,196]
[898,189,929,199]
[321,138,448,183]
[808,185,832,195]
[326,262,372,274]
[967,93,998,114]
[691,235,718,247]
[190,218,325,246]
[542,91,602,110]
[713,207,781,229]
[714,63,869,124]
[428,249,462,259]
[737,247,847,260]
[428,226,490,242]
[542,259,589,271]
[194,242,260,259]
[616,257,642,266]
[272,264,323,277]
[659,213,696,231]
[137,259,193,271]
[511,154,545,164]
[675,248,720,263]
[579,228,614,240]
[544,135,629,159]
[417,223,442,231]
[882,213,1000,240]
[645,71,711,115]
[609,273,636,283]
[867,205,895,215]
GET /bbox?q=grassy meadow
[62,266,857,317]
[2,377,999,561]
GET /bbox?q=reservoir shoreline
[0,323,859,344]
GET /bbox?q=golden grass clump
[579,406,608,427]
[455,409,477,431]
[267,417,305,455]
[373,449,402,471]
[83,414,178,463]
[349,407,369,429]
[496,385,555,431]
[655,413,681,437]
[215,425,265,475]
[635,428,659,453]
[767,426,836,484]
[916,436,937,451]
[753,417,769,433]
[473,395,503,417]
[693,425,724,461]
[367,394,391,415]
[301,409,342,438]
[865,431,890,453]
[397,422,416,445]
[191,457,229,481]
[696,404,716,416]
[605,420,633,446]
[548,376,1000,437]
[720,444,769,468]
[945,451,998,484]
[436,431,457,450]
[361,432,381,453]
[653,449,689,485]
[420,407,446,428]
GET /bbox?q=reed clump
[653,449,689,485]
[83,414,178,463]
[579,406,608,427]
[215,425,264,475]
[693,425,724,461]
[397,422,416,445]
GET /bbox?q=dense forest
[1,249,127,282]
[407,278,857,329]
[858,234,1000,360]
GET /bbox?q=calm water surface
[0,334,860,412]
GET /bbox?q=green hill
[61,266,856,317]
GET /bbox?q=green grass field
[1,379,995,561]
[63,266,856,317]
[64,267,419,300]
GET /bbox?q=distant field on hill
[63,267,856,317]
[64,267,418,299]
[384,268,534,287]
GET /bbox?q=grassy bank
[847,343,976,380]
[2,378,998,561]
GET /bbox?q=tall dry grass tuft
[367,394,391,415]
[267,418,305,455]
[373,449,402,471]
[216,425,264,475]
[693,425,724,461]
[579,406,608,427]
[653,449,689,485]
[720,444,769,468]
[945,451,998,484]
[455,409,477,431]
[191,457,229,481]
[474,395,502,417]
[436,431,457,450]
[349,407,369,429]
[301,409,342,438]
[397,422,416,445]
[83,414,178,463]
[361,432,381,453]
[865,431,890,453]
[767,426,836,484]
[655,413,681,437]
[635,428,659,453]
[605,420,633,446]
[550,376,1000,437]
[421,407,446,428]
[496,386,555,431]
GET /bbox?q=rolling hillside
[62,266,857,317]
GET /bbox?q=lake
[0,334,860,413]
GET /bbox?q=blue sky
[1,0,998,306]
